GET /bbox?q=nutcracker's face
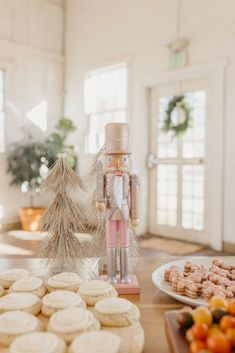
[105,154,130,173]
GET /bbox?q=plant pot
[19,207,45,232]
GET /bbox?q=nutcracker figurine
[96,123,140,287]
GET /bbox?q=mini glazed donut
[94,298,140,327]
[69,330,121,353]
[0,310,41,346]
[48,307,100,343]
[0,269,29,289]
[0,293,41,315]
[46,272,83,292]
[42,290,86,317]
[78,280,118,306]
[9,276,46,298]
[9,332,66,353]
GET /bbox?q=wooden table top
[130,257,182,353]
[0,256,183,353]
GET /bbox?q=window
[0,69,5,153]
[84,64,128,154]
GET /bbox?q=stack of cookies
[93,297,145,353]
[0,268,144,353]
[164,258,235,300]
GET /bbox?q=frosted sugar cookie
[42,290,86,317]
[78,280,118,306]
[0,293,41,315]
[0,311,41,346]
[104,322,145,353]
[94,298,140,327]
[46,272,83,292]
[48,307,100,343]
[9,276,46,298]
[70,330,121,353]
[9,332,66,353]
[0,269,29,289]
[0,284,4,297]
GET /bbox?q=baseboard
[223,242,235,254]
[145,233,208,246]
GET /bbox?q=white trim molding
[141,59,227,251]
[0,38,64,64]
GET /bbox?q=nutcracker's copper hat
[104,123,131,154]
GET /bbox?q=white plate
[152,257,235,307]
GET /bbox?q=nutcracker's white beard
[113,176,123,209]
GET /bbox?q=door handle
[147,153,158,169]
[146,154,204,168]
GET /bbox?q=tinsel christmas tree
[39,156,86,273]
[84,150,107,263]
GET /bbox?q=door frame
[142,60,227,251]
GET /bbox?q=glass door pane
[182,91,206,159]
[157,96,178,158]
[155,89,206,234]
[182,165,204,230]
[156,164,178,227]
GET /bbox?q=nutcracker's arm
[96,160,106,213]
[130,174,140,226]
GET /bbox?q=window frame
[0,67,6,154]
[146,60,226,251]
[0,59,13,157]
[84,62,130,155]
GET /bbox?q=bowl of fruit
[165,297,235,353]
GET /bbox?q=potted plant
[7,118,77,231]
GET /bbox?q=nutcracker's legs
[119,221,131,284]
[106,220,131,284]
[120,248,131,284]
[106,248,117,284]
[106,221,118,284]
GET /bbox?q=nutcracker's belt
[108,200,128,208]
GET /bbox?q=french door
[148,78,212,245]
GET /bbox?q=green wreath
[163,95,192,137]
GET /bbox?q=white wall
[0,0,64,224]
[64,0,235,243]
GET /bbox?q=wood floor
[0,232,232,258]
